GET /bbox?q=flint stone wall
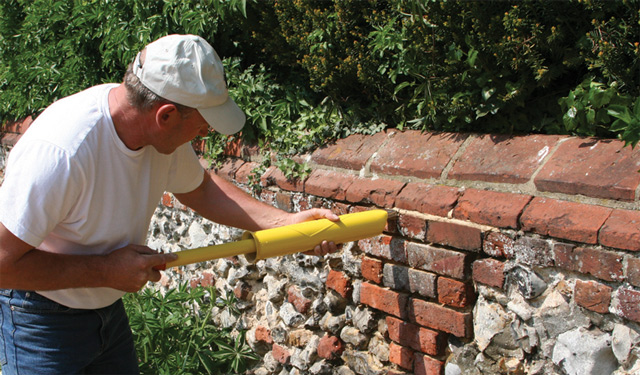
[3,122,640,375]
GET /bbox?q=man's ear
[155,104,180,127]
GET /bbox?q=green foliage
[0,0,638,168]
[123,283,258,375]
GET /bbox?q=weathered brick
[233,281,251,300]
[266,166,304,192]
[216,158,245,181]
[360,282,409,319]
[304,169,356,200]
[453,189,532,229]
[554,245,624,282]
[407,242,468,279]
[483,231,516,258]
[613,288,640,323]
[312,132,388,170]
[234,161,261,185]
[513,237,554,267]
[398,214,427,241]
[383,263,410,291]
[575,279,611,314]
[371,130,467,179]
[359,235,408,264]
[437,278,476,308]
[274,191,294,212]
[287,285,312,314]
[626,256,640,288]
[535,137,640,201]
[414,353,445,375]
[395,182,461,217]
[361,256,384,284]
[317,335,345,360]
[386,316,446,356]
[472,258,505,288]
[409,298,473,338]
[326,270,352,299]
[389,342,414,371]
[599,209,640,251]
[272,344,291,364]
[408,268,437,299]
[255,325,274,345]
[521,197,612,244]
[449,133,561,184]
[345,177,405,208]
[426,221,482,252]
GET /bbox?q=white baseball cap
[133,34,245,135]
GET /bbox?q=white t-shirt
[0,84,205,309]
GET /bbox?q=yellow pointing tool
[154,209,390,270]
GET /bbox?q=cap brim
[198,98,246,135]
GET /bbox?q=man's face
[154,107,210,154]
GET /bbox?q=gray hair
[123,50,195,117]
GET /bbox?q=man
[0,34,338,374]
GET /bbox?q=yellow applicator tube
[155,209,389,270]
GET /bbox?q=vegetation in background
[123,283,257,374]
[0,0,638,166]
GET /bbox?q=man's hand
[288,208,341,257]
[103,245,177,292]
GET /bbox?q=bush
[123,283,258,374]
[0,0,638,163]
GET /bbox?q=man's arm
[0,223,177,292]
[173,171,340,255]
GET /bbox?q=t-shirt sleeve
[164,143,205,194]
[0,139,81,247]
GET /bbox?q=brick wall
[3,122,640,374]
[215,129,640,374]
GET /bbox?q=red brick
[359,235,408,264]
[389,342,414,370]
[414,353,445,375]
[304,169,356,200]
[575,280,611,314]
[398,214,427,241]
[386,316,446,356]
[535,137,640,201]
[311,132,388,170]
[626,257,640,288]
[614,288,640,323]
[234,161,261,185]
[255,325,274,345]
[426,221,482,251]
[362,256,384,284]
[395,183,461,217]
[437,278,476,308]
[407,242,468,279]
[360,282,409,319]
[554,245,624,282]
[265,166,304,192]
[453,189,532,229]
[409,299,473,338]
[1,116,33,134]
[408,268,438,298]
[317,335,345,360]
[215,158,245,181]
[472,259,506,288]
[371,130,467,179]
[345,177,405,208]
[272,344,290,364]
[599,209,640,251]
[287,285,312,314]
[449,134,561,184]
[483,232,516,258]
[521,197,612,244]
[326,270,352,299]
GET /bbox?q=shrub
[123,283,258,374]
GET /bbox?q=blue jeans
[0,289,139,374]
